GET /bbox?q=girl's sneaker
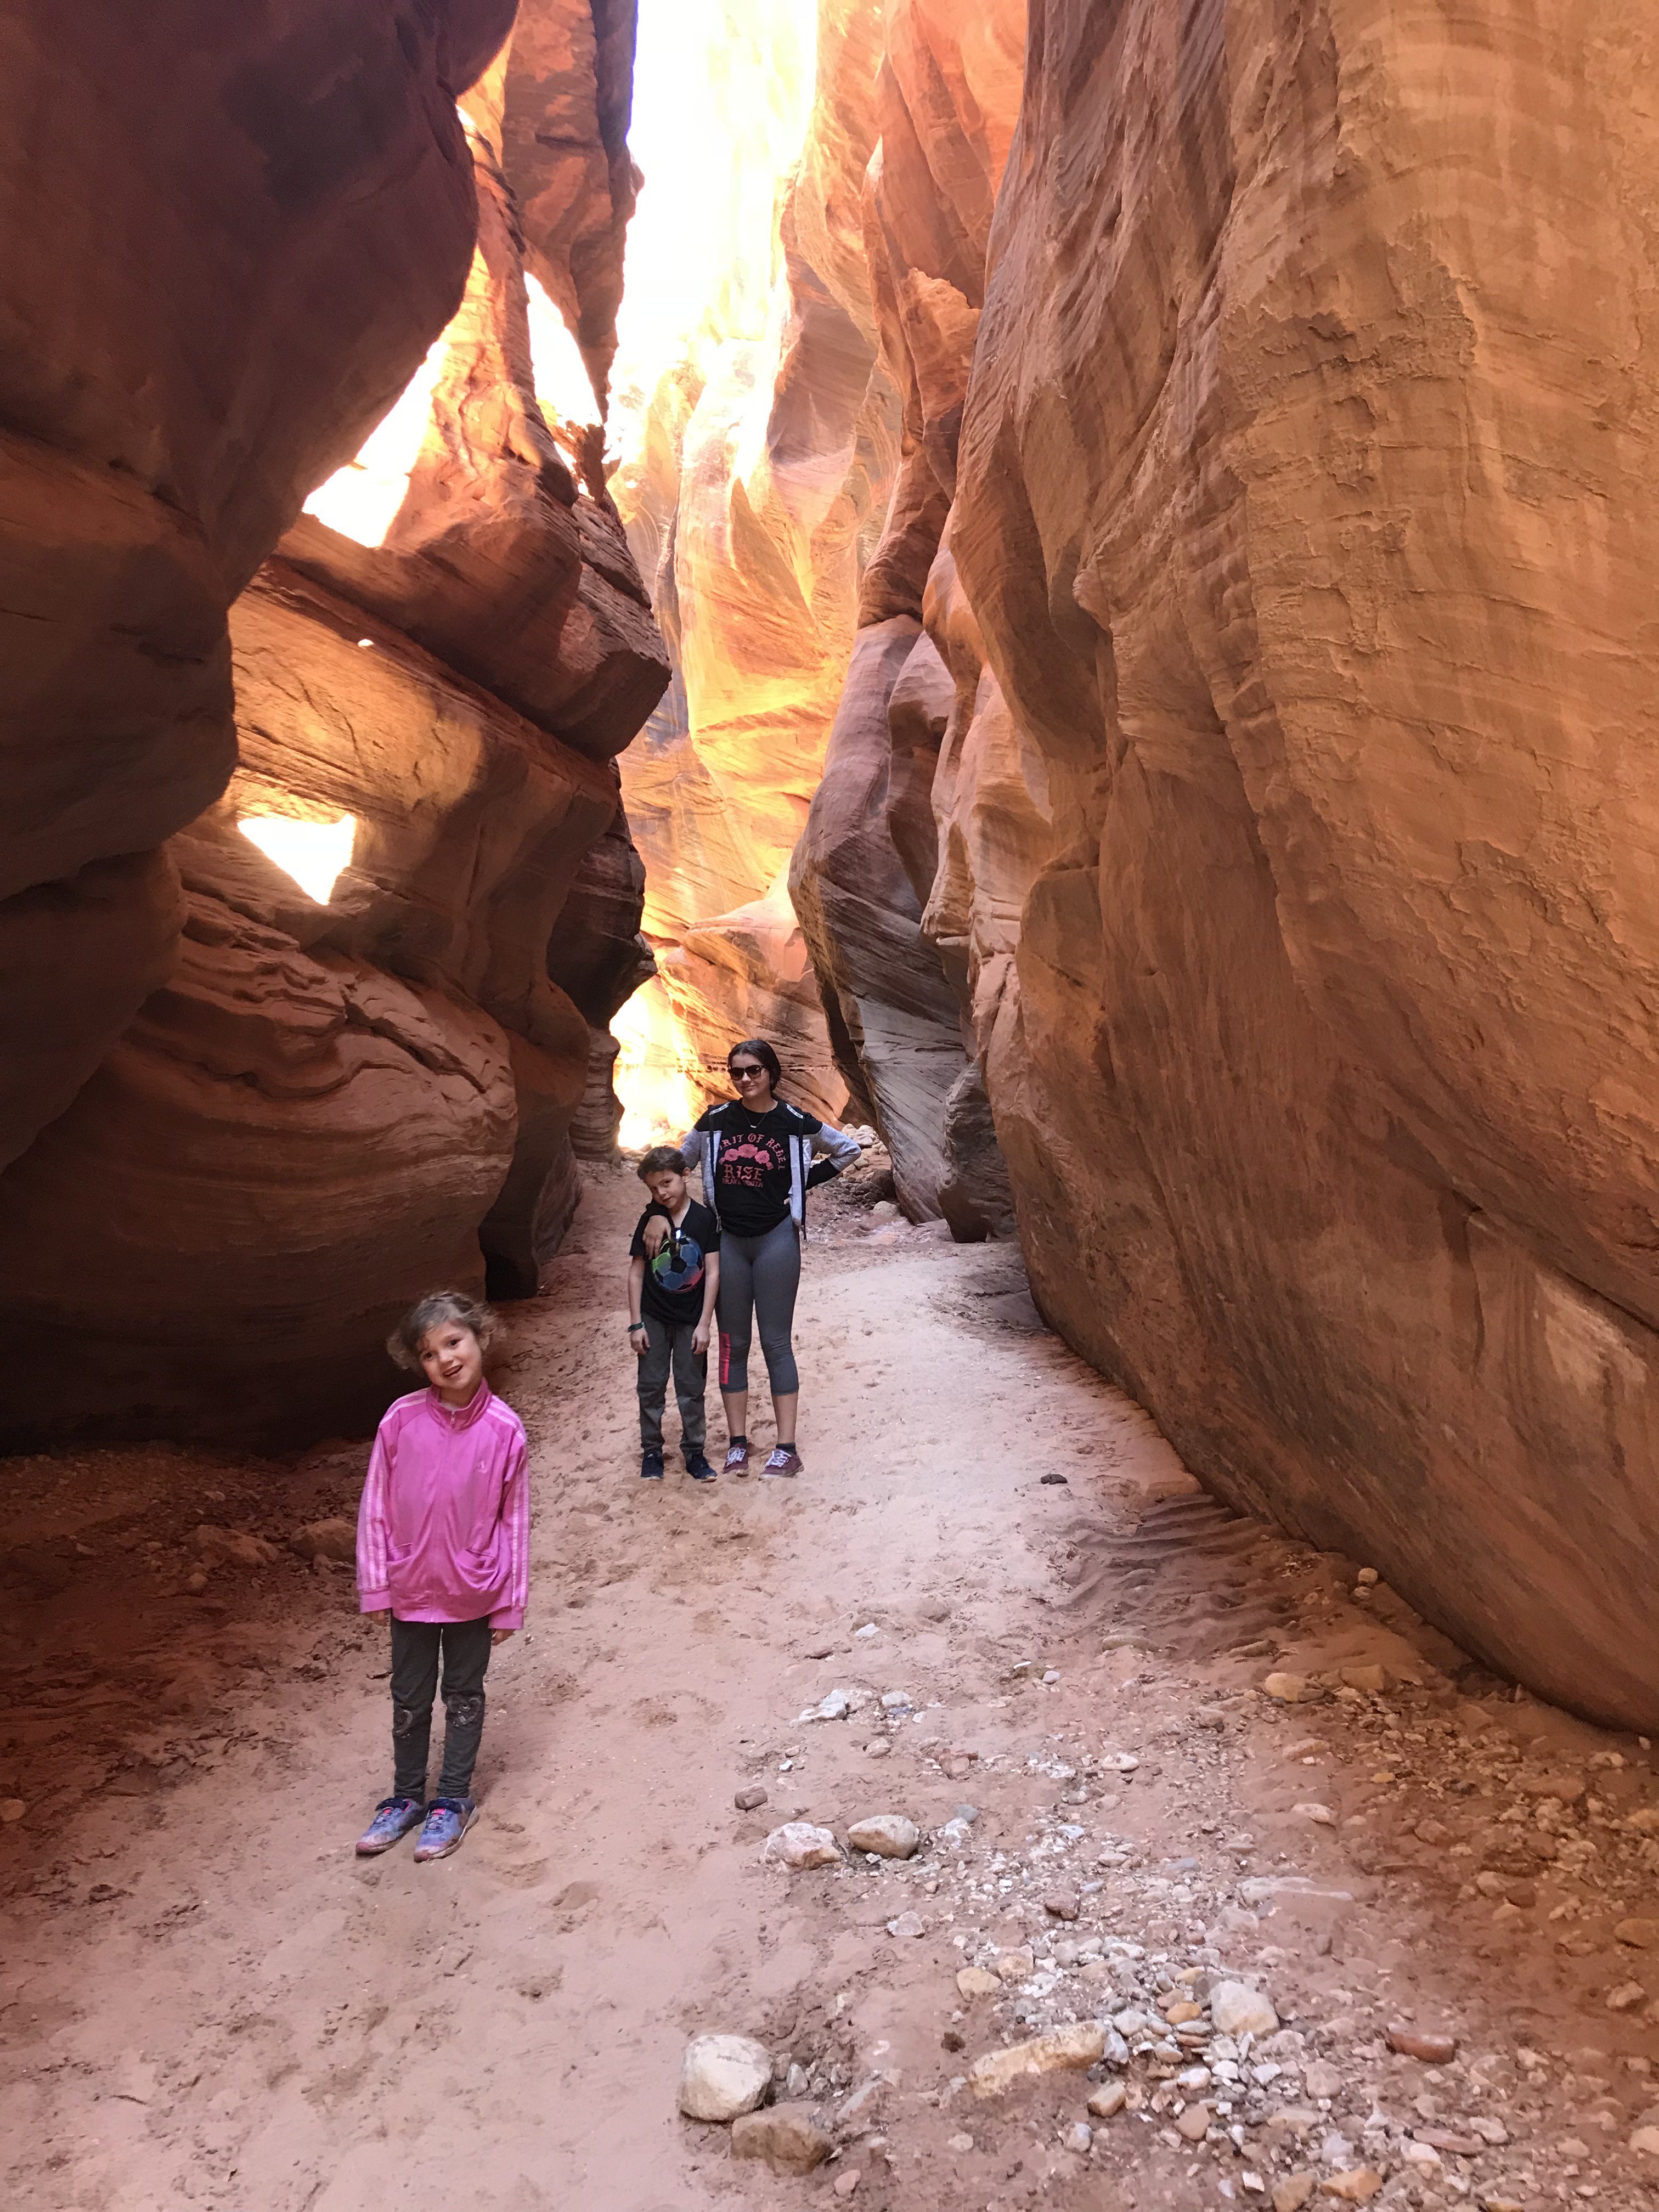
[413,1797,477,1861]
[723,1441,751,1476]
[356,1796,425,1855]
[761,1447,803,1479]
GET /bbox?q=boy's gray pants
[637,1312,707,1454]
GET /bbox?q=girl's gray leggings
[718,1217,800,1396]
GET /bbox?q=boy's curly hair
[636,1144,687,1180]
[386,1289,496,1373]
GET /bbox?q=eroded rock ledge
[0,0,666,1446]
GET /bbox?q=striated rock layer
[0,0,512,1176]
[0,1,665,1447]
[943,0,1659,1725]
[790,0,1025,1228]
[611,3,894,1133]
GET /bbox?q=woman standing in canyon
[644,1039,860,1477]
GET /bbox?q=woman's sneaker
[356,1796,425,1855]
[761,1447,803,1479]
[723,1441,751,1476]
[413,1797,477,1861]
[685,1450,717,1481]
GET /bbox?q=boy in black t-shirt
[627,1144,721,1481]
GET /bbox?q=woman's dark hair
[727,1037,782,1086]
[387,1289,496,1373]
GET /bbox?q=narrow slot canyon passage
[7,2,1659,2210]
[12,1164,1659,2211]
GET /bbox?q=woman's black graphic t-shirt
[705,1103,822,1237]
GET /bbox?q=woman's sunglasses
[730,1062,766,1081]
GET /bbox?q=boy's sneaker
[356,1795,425,1855]
[722,1440,750,1475]
[412,1797,477,1861]
[685,1450,717,1481]
[761,1446,803,1479]
[640,1449,664,1480]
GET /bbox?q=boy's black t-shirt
[703,1102,822,1237]
[630,1199,721,1327]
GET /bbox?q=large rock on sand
[677,2034,772,2123]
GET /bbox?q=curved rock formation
[0,0,510,1175]
[790,0,1025,1228]
[941,0,1659,1725]
[608,5,894,1133]
[0,1,666,1446]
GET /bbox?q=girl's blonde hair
[386,1290,497,1373]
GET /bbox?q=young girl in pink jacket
[353,1291,528,1863]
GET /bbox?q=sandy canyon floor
[7,1161,1659,2211]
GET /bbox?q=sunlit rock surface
[0,2,664,1445]
[791,0,1025,1222]
[608,3,889,1134]
[940,0,1659,1725]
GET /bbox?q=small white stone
[968,2023,1107,2098]
[678,2033,772,2121]
[763,1822,841,1870]
[847,1814,919,1859]
[1262,1673,1310,1703]
[1210,1982,1279,2039]
[1062,2121,1092,2154]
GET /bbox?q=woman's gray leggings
[718,1217,800,1396]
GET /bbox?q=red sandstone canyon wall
[614,0,1017,1217]
[789,0,1025,1233]
[0,1,666,1447]
[920,0,1659,1726]
[607,3,888,1136]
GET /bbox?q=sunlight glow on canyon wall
[606,0,894,1129]
[301,336,449,549]
[607,0,816,471]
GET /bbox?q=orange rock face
[941,0,1659,1724]
[496,0,641,409]
[611,10,893,1128]
[790,0,1025,1224]
[0,0,506,1175]
[0,3,665,1445]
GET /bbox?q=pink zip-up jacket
[356,1384,529,1632]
